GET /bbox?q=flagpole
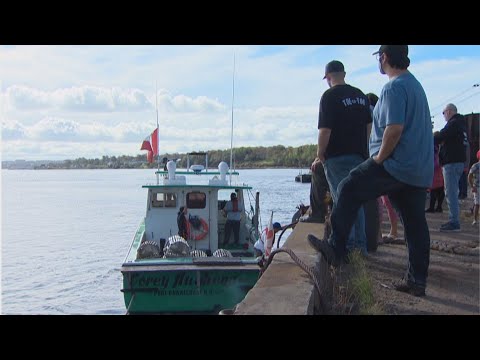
[155,82,160,172]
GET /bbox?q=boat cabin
[133,153,258,259]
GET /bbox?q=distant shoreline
[2,144,318,170]
[3,165,311,170]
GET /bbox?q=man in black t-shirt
[312,60,372,255]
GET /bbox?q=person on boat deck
[222,192,244,245]
[177,206,189,240]
[254,222,282,257]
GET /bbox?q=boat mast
[229,53,235,185]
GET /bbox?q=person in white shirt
[254,222,282,257]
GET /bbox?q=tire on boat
[137,241,161,259]
[190,249,208,257]
[213,249,233,258]
[163,236,191,258]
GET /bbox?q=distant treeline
[34,144,317,170]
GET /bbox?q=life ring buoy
[187,217,209,241]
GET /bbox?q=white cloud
[1,119,26,140]
[412,57,480,128]
[1,45,479,160]
[4,85,227,114]
[5,85,152,112]
[28,117,79,141]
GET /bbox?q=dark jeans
[428,187,445,210]
[224,220,240,244]
[309,162,328,220]
[330,158,430,287]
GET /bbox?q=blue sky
[1,45,479,161]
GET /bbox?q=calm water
[1,169,310,314]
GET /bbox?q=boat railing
[153,158,243,186]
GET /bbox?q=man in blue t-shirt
[308,45,433,297]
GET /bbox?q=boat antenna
[229,53,236,185]
[155,81,160,172]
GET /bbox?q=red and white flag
[140,127,159,163]
[264,212,274,257]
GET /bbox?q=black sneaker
[307,234,340,267]
[393,279,426,297]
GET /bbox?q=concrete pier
[234,222,328,315]
[235,199,479,315]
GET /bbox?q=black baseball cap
[372,45,408,57]
[323,60,345,79]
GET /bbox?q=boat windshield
[218,189,236,201]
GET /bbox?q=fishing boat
[295,170,312,183]
[120,152,261,314]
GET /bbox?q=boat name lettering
[137,275,170,289]
[172,273,196,289]
[199,273,240,287]
[136,273,241,290]
[152,288,223,297]
[172,272,240,289]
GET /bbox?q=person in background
[367,92,399,243]
[308,45,433,297]
[254,222,283,257]
[299,161,329,223]
[434,103,467,232]
[313,60,372,256]
[425,141,445,213]
[458,140,470,200]
[223,192,244,245]
[468,150,480,226]
[366,93,378,114]
[177,206,189,239]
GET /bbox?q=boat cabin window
[186,192,206,209]
[152,192,177,208]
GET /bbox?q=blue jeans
[442,163,464,227]
[324,154,367,255]
[458,171,468,199]
[330,158,430,288]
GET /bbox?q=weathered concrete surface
[234,222,329,315]
[235,197,479,315]
[367,199,480,315]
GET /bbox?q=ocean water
[1,168,311,314]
